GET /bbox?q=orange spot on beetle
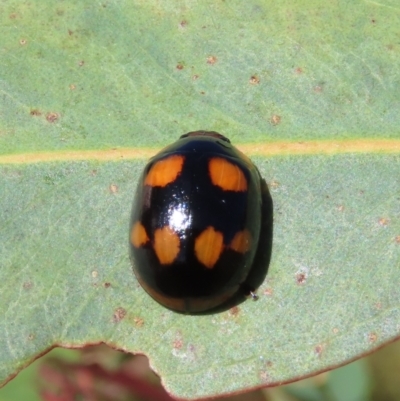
[194,226,223,268]
[153,226,180,265]
[230,229,251,253]
[131,222,149,248]
[145,155,184,187]
[209,157,247,192]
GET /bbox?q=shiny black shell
[129,131,262,313]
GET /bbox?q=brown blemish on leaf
[113,307,127,323]
[23,281,33,290]
[69,84,76,90]
[180,20,187,28]
[91,270,98,278]
[28,334,34,341]
[395,235,400,244]
[206,55,217,65]
[314,85,323,93]
[30,109,42,116]
[9,13,17,19]
[315,344,323,356]
[371,19,376,24]
[173,331,183,349]
[109,184,118,193]
[46,112,59,123]
[259,370,269,383]
[19,39,27,46]
[375,302,382,309]
[229,306,240,317]
[78,60,85,66]
[296,272,307,285]
[104,282,111,288]
[337,205,345,212]
[249,75,260,85]
[176,63,184,70]
[68,29,73,36]
[200,91,205,95]
[263,288,273,296]
[294,67,303,74]
[134,317,144,327]
[173,338,183,349]
[369,332,378,342]
[378,217,389,226]
[270,114,281,125]
[269,180,280,189]
[332,328,339,334]
[192,74,199,80]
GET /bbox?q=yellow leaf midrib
[0,139,399,164]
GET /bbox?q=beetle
[129,131,263,313]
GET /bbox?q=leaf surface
[0,1,399,399]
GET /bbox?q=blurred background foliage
[1,341,400,401]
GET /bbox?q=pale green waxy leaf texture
[1,0,400,399]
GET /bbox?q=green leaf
[0,0,399,399]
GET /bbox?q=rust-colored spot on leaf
[378,217,389,226]
[263,288,273,296]
[269,180,280,189]
[176,63,184,70]
[369,332,378,342]
[46,112,59,123]
[30,109,42,116]
[109,184,118,193]
[229,306,240,317]
[270,114,281,125]
[23,281,33,290]
[113,307,126,322]
[207,55,217,65]
[104,282,111,288]
[296,272,307,285]
[173,338,183,349]
[259,371,269,383]
[315,344,323,356]
[134,317,144,327]
[19,39,27,46]
[395,235,400,244]
[249,75,260,84]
